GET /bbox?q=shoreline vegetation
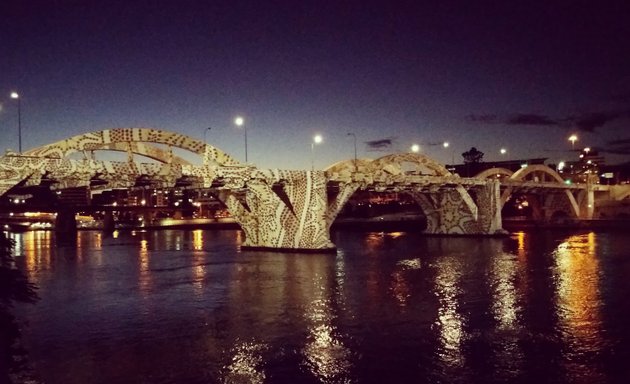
[0,232,39,384]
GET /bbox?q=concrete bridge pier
[219,170,336,253]
[103,211,115,233]
[55,208,77,244]
[411,180,504,235]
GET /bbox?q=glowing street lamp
[500,148,507,155]
[10,92,21,153]
[443,142,449,148]
[234,116,247,163]
[311,134,323,171]
[410,143,420,153]
[557,161,565,171]
[568,134,578,150]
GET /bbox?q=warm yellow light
[500,148,507,155]
[584,147,590,153]
[411,144,420,153]
[568,134,578,143]
[313,134,323,144]
[443,142,449,148]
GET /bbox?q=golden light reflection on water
[491,251,519,329]
[390,258,421,309]
[303,276,353,382]
[553,232,604,369]
[434,256,464,368]
[192,229,204,250]
[138,238,152,295]
[192,230,206,296]
[223,340,267,384]
[12,231,53,284]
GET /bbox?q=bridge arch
[369,152,452,177]
[22,128,241,166]
[324,158,373,174]
[475,167,513,179]
[509,164,564,183]
[503,164,579,219]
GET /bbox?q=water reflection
[138,238,152,296]
[7,229,628,384]
[223,339,267,384]
[434,253,465,369]
[7,230,53,284]
[302,275,353,382]
[553,232,607,381]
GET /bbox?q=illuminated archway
[22,128,241,166]
[475,167,513,180]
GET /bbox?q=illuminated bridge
[1,128,627,252]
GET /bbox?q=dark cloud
[607,138,630,146]
[603,137,630,155]
[466,114,497,123]
[569,110,630,132]
[506,114,558,126]
[468,107,630,132]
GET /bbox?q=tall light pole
[311,134,323,171]
[568,134,578,151]
[10,92,21,153]
[347,132,357,169]
[234,116,246,163]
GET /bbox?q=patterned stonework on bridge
[3,127,615,251]
[219,169,335,251]
[326,153,505,235]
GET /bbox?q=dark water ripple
[9,229,630,383]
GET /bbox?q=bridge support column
[220,170,336,252]
[411,181,505,235]
[103,211,115,233]
[55,209,77,244]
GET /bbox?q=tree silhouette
[462,147,484,164]
[0,232,38,383]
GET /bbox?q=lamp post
[311,134,323,171]
[568,134,578,150]
[234,116,246,163]
[10,92,21,153]
[347,132,357,169]
[411,143,420,153]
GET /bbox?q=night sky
[2,0,630,170]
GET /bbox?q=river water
[9,229,630,383]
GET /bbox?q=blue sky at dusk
[2,0,630,170]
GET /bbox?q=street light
[568,134,578,150]
[500,148,507,155]
[10,92,21,153]
[443,142,449,148]
[411,143,420,153]
[311,134,323,171]
[347,132,357,169]
[234,116,246,163]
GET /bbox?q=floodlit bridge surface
[0,128,626,252]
